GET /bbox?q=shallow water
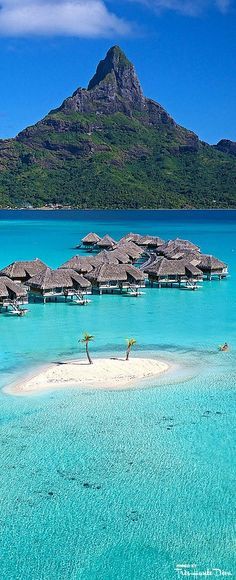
[0,210,235,579]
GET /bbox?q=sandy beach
[7,357,169,395]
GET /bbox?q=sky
[0,0,235,144]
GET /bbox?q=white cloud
[131,0,231,15]
[0,0,130,37]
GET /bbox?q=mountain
[0,45,235,209]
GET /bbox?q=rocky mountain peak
[88,45,136,90]
[60,46,145,115]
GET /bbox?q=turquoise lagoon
[0,210,235,580]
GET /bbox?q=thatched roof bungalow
[119,233,164,248]
[89,250,119,266]
[115,241,144,262]
[184,263,203,280]
[157,239,200,257]
[118,232,140,244]
[196,255,228,279]
[96,235,117,249]
[139,236,165,248]
[28,268,91,301]
[0,258,47,283]
[0,276,28,306]
[86,263,145,293]
[162,248,202,262]
[59,256,93,274]
[108,249,131,264]
[145,257,202,286]
[81,232,101,248]
[125,265,146,283]
[145,257,185,275]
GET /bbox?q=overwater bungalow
[184,262,203,282]
[109,249,131,264]
[27,268,91,302]
[118,232,140,244]
[0,276,28,312]
[144,257,202,287]
[119,233,164,248]
[115,241,144,262]
[89,250,119,266]
[196,255,228,279]
[59,256,94,275]
[96,235,117,249]
[157,239,200,256]
[86,263,145,294]
[81,232,101,250]
[138,236,165,248]
[162,248,201,261]
[0,258,47,284]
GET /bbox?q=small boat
[8,308,28,316]
[69,298,91,306]
[180,284,201,292]
[125,287,145,297]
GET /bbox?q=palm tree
[80,333,94,364]
[126,338,136,361]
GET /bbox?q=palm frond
[80,332,94,343]
[126,338,137,347]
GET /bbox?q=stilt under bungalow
[0,276,28,314]
[86,263,145,294]
[27,268,91,302]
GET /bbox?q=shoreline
[6,357,169,396]
[0,208,235,212]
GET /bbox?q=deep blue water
[0,210,235,579]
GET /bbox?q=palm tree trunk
[126,347,130,361]
[86,342,93,364]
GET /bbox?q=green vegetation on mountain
[0,45,235,209]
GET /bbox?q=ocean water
[0,210,235,580]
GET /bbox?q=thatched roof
[89,250,119,266]
[66,269,91,288]
[157,239,200,255]
[81,232,101,244]
[59,256,93,274]
[86,264,127,283]
[184,263,203,277]
[173,238,200,250]
[163,249,186,260]
[0,276,27,299]
[145,257,187,276]
[146,257,204,278]
[197,255,227,271]
[0,258,47,280]
[119,232,164,247]
[86,263,145,284]
[118,232,140,244]
[139,236,165,247]
[96,234,117,248]
[125,265,146,282]
[115,241,143,260]
[162,248,200,262]
[119,240,143,252]
[109,249,130,264]
[28,268,91,290]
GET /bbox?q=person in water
[220,342,229,351]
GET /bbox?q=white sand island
[8,357,169,395]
